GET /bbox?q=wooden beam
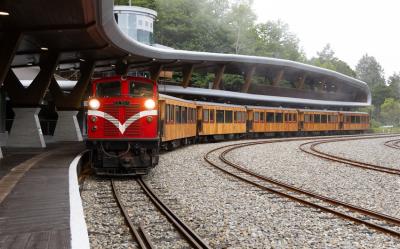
[295,74,306,89]
[182,64,195,88]
[212,65,225,90]
[241,66,256,93]
[150,63,163,82]
[272,70,284,87]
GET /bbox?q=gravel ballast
[146,137,400,248]
[82,135,400,248]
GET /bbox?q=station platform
[0,143,88,249]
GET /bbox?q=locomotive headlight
[88,98,100,110]
[144,99,155,110]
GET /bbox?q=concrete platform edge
[69,151,90,249]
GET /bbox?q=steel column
[50,61,95,110]
[0,32,22,86]
[4,52,60,106]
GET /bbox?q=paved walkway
[0,143,85,249]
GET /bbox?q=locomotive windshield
[96,81,121,97]
[129,81,153,97]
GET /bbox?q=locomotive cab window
[129,81,153,97]
[96,81,121,97]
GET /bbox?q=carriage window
[203,109,209,122]
[293,114,297,122]
[284,113,289,122]
[175,106,181,124]
[304,114,310,123]
[182,107,187,123]
[210,110,215,123]
[321,115,327,123]
[166,104,171,123]
[356,116,361,123]
[314,114,321,123]
[129,81,153,97]
[351,116,356,123]
[216,110,224,123]
[254,112,259,122]
[260,112,265,122]
[225,111,233,123]
[96,81,121,97]
[276,113,283,123]
[267,112,275,123]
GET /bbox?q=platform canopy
[0,0,371,108]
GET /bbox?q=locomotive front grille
[103,105,119,137]
[125,104,141,136]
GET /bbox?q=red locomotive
[86,76,160,175]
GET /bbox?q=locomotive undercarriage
[87,140,159,176]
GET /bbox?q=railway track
[299,136,400,175]
[384,139,400,150]
[204,137,400,239]
[111,178,211,249]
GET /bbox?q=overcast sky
[253,0,399,78]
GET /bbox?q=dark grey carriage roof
[158,84,369,107]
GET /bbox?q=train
[86,76,370,175]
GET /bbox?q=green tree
[252,20,305,61]
[309,44,355,77]
[388,72,400,100]
[154,0,235,53]
[371,84,395,120]
[380,98,400,126]
[225,0,257,54]
[355,54,385,88]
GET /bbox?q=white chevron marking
[88,109,157,134]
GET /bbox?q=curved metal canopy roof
[0,0,371,107]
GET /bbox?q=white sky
[253,0,399,78]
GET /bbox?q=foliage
[388,72,400,99]
[253,20,306,61]
[355,54,386,88]
[309,44,355,77]
[380,98,400,125]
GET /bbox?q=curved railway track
[204,137,400,239]
[384,139,400,150]
[111,178,211,249]
[299,136,400,175]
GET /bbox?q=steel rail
[137,177,212,249]
[111,179,155,249]
[203,138,400,238]
[299,136,400,175]
[384,139,400,150]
